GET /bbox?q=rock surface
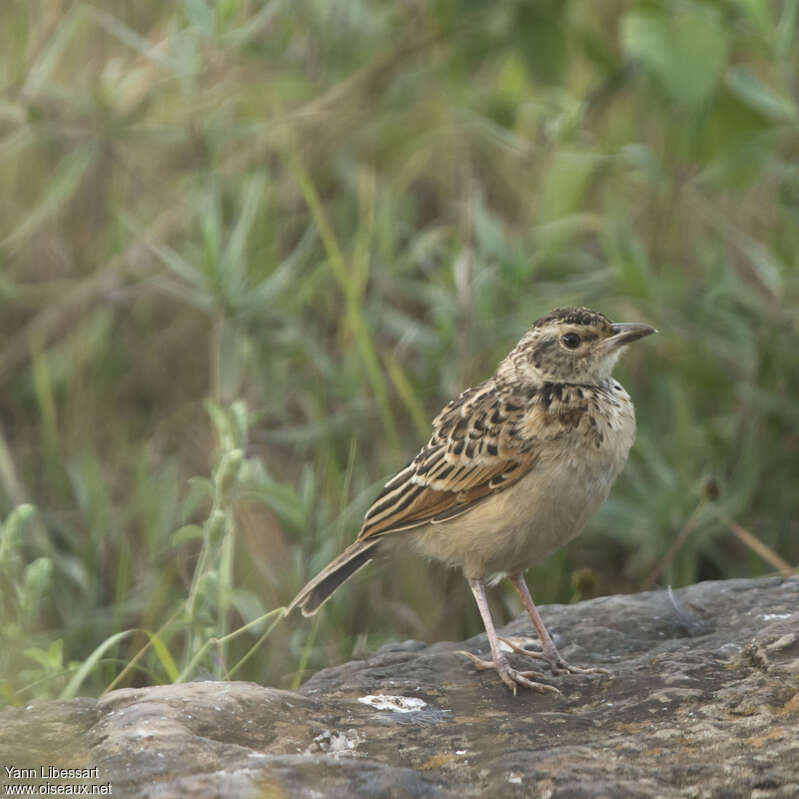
[2,577,798,798]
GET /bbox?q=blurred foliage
[0,0,797,703]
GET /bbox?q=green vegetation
[0,0,797,705]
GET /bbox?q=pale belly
[404,417,634,579]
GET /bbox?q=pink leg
[456,577,561,696]
[506,574,610,676]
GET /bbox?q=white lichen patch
[357,694,427,713]
[306,728,363,756]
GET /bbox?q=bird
[288,307,656,693]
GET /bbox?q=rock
[1,577,798,798]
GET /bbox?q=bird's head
[502,307,656,386]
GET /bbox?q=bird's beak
[599,322,657,353]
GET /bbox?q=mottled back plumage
[358,377,611,541]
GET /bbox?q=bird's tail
[287,539,379,617]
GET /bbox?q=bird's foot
[455,650,562,696]
[499,637,611,678]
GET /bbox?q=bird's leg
[506,573,610,677]
[456,576,560,696]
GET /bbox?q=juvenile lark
[289,307,655,693]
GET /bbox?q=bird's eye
[561,333,581,349]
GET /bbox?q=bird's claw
[456,650,561,696]
[551,660,612,677]
[498,637,611,677]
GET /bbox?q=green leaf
[3,148,93,249]
[223,175,265,289]
[23,639,63,670]
[171,524,204,545]
[537,150,604,225]
[725,66,798,122]
[20,557,53,617]
[622,7,730,107]
[147,632,180,683]
[184,477,215,513]
[0,504,36,561]
[182,0,217,36]
[22,4,82,96]
[229,401,249,451]
[776,0,799,59]
[727,0,773,36]
[205,399,232,445]
[123,212,209,296]
[59,630,136,699]
[200,187,223,281]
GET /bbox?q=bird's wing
[357,379,584,540]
